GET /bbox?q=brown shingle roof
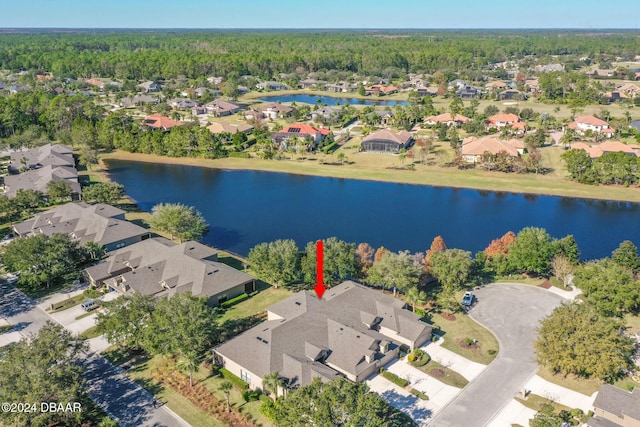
[362,129,412,145]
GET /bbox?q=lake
[259,94,408,106]
[105,160,640,260]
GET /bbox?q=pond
[258,94,409,106]
[106,160,640,260]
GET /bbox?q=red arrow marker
[313,240,327,300]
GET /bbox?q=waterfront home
[360,129,413,154]
[260,103,294,119]
[460,136,525,163]
[365,84,399,96]
[13,203,151,252]
[9,144,75,173]
[142,114,184,131]
[214,281,432,391]
[3,165,81,200]
[256,81,288,91]
[272,123,329,148]
[206,122,254,135]
[83,237,255,306]
[569,141,639,159]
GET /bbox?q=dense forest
[1,30,639,80]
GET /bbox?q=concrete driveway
[427,283,564,427]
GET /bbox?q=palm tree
[176,352,199,388]
[219,381,233,413]
[405,287,427,312]
[262,371,284,400]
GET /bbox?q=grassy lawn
[79,325,102,340]
[537,366,603,396]
[613,376,640,393]
[625,313,640,334]
[414,359,469,388]
[433,312,499,365]
[493,275,547,286]
[218,285,293,323]
[514,393,573,413]
[100,150,640,203]
[47,293,88,313]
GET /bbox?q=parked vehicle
[81,300,98,311]
[462,291,475,306]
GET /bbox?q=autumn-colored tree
[484,231,516,257]
[374,246,387,263]
[355,242,375,272]
[423,235,447,267]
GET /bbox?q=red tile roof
[574,115,609,127]
[425,113,471,124]
[280,123,325,136]
[488,113,520,124]
[461,136,522,157]
[142,114,184,130]
[570,141,637,158]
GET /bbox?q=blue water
[106,160,640,260]
[258,94,408,106]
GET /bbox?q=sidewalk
[523,375,596,411]
[486,399,536,427]
[421,338,487,381]
[546,285,582,301]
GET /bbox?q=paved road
[0,281,188,427]
[427,283,564,427]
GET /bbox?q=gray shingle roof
[13,202,148,248]
[215,281,432,387]
[9,144,74,170]
[593,385,640,422]
[84,237,253,299]
[3,165,81,197]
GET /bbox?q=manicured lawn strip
[48,294,88,312]
[515,393,574,413]
[434,313,499,365]
[536,366,602,396]
[79,325,102,340]
[494,276,547,286]
[415,359,469,389]
[218,286,292,323]
[613,377,640,392]
[100,150,640,203]
[624,313,640,334]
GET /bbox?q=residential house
[138,81,162,92]
[3,165,81,200]
[361,129,413,153]
[487,113,526,133]
[524,79,540,94]
[424,113,471,127]
[205,100,241,117]
[83,237,255,306]
[13,203,151,252]
[635,71,640,80]
[84,78,105,89]
[589,69,617,78]
[326,81,357,93]
[169,98,201,110]
[533,64,565,73]
[299,79,326,89]
[569,141,639,159]
[416,87,438,97]
[272,123,329,148]
[119,95,159,108]
[214,281,433,391]
[9,144,75,173]
[498,89,526,101]
[256,81,288,91]
[207,76,224,85]
[485,81,509,91]
[588,385,640,427]
[260,103,294,119]
[312,106,337,121]
[566,115,615,138]
[602,90,628,103]
[365,84,399,96]
[206,122,254,135]
[456,84,482,99]
[142,114,184,131]
[617,83,640,98]
[460,136,525,163]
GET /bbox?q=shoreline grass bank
[98,151,640,203]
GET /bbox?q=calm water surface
[259,94,408,106]
[106,160,640,260]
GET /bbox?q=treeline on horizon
[0,31,638,80]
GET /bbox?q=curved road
[428,283,564,427]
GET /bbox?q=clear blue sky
[1,0,639,29]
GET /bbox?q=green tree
[366,250,422,296]
[535,301,635,382]
[405,286,427,311]
[262,371,285,400]
[1,233,86,290]
[248,239,300,288]
[507,227,554,276]
[219,381,233,412]
[429,249,473,289]
[572,259,640,317]
[176,351,199,388]
[529,402,564,427]
[82,182,125,204]
[261,377,415,427]
[148,203,208,242]
[611,240,640,273]
[145,292,217,357]
[78,144,99,170]
[0,322,88,427]
[561,149,595,184]
[552,234,580,264]
[46,179,72,203]
[301,237,358,286]
[96,292,156,349]
[13,189,45,216]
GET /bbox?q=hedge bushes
[410,388,429,400]
[219,368,249,390]
[410,349,430,367]
[380,369,409,387]
[242,390,261,402]
[220,293,249,308]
